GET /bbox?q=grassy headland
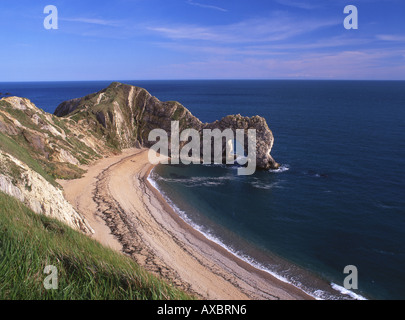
[0,191,193,300]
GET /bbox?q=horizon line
[1,78,405,83]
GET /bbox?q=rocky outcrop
[0,96,108,233]
[55,82,203,149]
[0,82,280,237]
[54,97,82,117]
[204,115,279,170]
[55,82,279,170]
[0,96,114,173]
[0,151,93,234]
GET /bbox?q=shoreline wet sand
[60,148,313,300]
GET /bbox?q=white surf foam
[269,164,290,173]
[251,181,283,190]
[154,175,232,187]
[147,167,367,300]
[331,283,368,300]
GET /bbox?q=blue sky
[1,0,404,81]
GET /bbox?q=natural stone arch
[202,115,280,170]
[55,82,280,171]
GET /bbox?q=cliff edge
[55,82,280,170]
[0,82,279,233]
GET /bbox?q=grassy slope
[0,100,99,183]
[0,131,58,187]
[0,94,194,300]
[0,191,193,300]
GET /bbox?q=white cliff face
[0,174,24,202]
[3,96,32,111]
[0,151,94,234]
[54,148,80,166]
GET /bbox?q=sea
[1,80,404,300]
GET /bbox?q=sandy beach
[59,148,312,300]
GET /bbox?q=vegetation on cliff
[0,90,195,299]
[0,97,105,184]
[0,81,279,299]
[0,191,193,300]
[55,82,279,169]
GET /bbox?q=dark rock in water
[54,82,280,170]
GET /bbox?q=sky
[0,0,404,81]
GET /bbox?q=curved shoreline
[144,166,316,300]
[60,148,313,300]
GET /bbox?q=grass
[0,105,88,183]
[0,156,23,185]
[172,104,185,121]
[51,115,72,135]
[70,110,91,123]
[43,162,86,180]
[0,132,57,187]
[0,129,91,183]
[0,104,38,131]
[0,100,13,109]
[64,136,100,165]
[0,191,194,300]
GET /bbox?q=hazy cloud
[60,17,123,27]
[160,49,405,80]
[148,13,340,43]
[186,0,228,12]
[275,0,322,10]
[376,34,405,42]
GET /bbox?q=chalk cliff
[0,82,279,233]
[55,82,280,170]
[0,97,96,233]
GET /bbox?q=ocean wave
[153,174,233,188]
[251,181,283,190]
[374,201,399,210]
[202,162,241,171]
[330,283,368,300]
[147,170,299,291]
[304,170,329,179]
[269,164,290,173]
[147,168,367,300]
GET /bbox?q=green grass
[64,136,100,165]
[0,104,38,131]
[0,191,194,300]
[42,161,86,180]
[0,130,91,183]
[172,104,185,121]
[70,110,91,123]
[0,156,23,184]
[0,100,13,109]
[0,132,57,187]
[51,116,72,135]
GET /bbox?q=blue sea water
[1,80,404,299]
